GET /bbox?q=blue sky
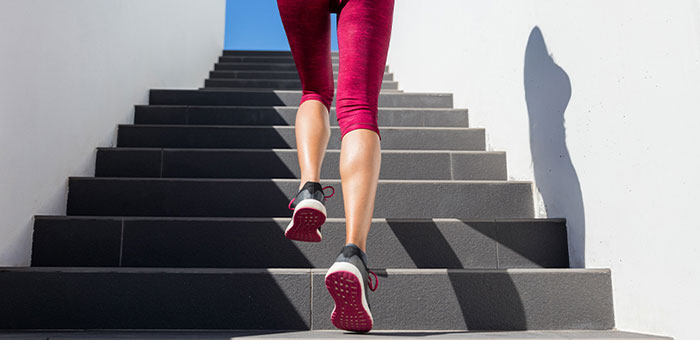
[225,0,339,51]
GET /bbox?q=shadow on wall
[524,26,586,267]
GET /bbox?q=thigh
[277,0,334,105]
[335,0,395,108]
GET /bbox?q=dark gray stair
[209,70,395,80]
[204,78,399,90]
[0,330,671,340]
[0,267,612,331]
[215,62,389,72]
[134,106,469,128]
[94,148,506,180]
[223,50,339,57]
[116,125,485,150]
[0,49,630,334]
[149,89,446,107]
[65,178,534,219]
[31,217,567,269]
[198,87,404,93]
[219,56,339,63]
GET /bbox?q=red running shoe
[285,181,334,242]
[325,243,379,333]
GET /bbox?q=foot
[324,243,379,333]
[285,181,334,242]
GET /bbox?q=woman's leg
[335,0,395,252]
[276,0,334,190]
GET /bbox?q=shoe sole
[285,199,326,242]
[325,262,374,332]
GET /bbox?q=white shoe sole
[285,198,326,242]
[324,261,373,332]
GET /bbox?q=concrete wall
[386,1,700,339]
[0,0,226,266]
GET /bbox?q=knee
[300,91,333,113]
[337,114,381,141]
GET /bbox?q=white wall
[387,1,700,339]
[0,0,226,266]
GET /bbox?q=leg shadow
[524,26,586,267]
[387,219,527,330]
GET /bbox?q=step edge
[118,124,481,130]
[33,215,565,223]
[67,177,532,184]
[0,267,608,274]
[96,147,503,154]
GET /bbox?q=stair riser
[224,50,339,57]
[313,269,614,330]
[116,126,483,150]
[95,149,506,180]
[219,56,339,63]
[66,179,534,219]
[32,218,568,269]
[149,89,450,107]
[204,79,399,90]
[134,106,468,128]
[215,63,389,72]
[0,269,310,330]
[209,71,395,81]
[0,268,612,330]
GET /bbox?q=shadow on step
[387,219,526,330]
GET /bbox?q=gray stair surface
[0,267,612,330]
[149,89,449,107]
[223,50,339,57]
[198,87,404,93]
[204,78,399,90]
[0,49,641,335]
[31,217,568,269]
[0,330,673,340]
[94,148,505,180]
[133,106,469,128]
[219,56,340,63]
[65,178,534,219]
[214,63,389,72]
[209,70,395,80]
[116,125,485,150]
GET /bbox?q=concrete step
[209,70,395,81]
[219,56,339,64]
[204,78,399,90]
[0,330,671,340]
[0,267,612,331]
[149,89,445,107]
[134,106,469,128]
[223,50,340,57]
[197,87,404,93]
[94,148,505,180]
[31,217,567,269]
[215,62,389,72]
[65,178,534,219]
[116,125,484,150]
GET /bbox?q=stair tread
[119,124,479,130]
[35,215,562,223]
[1,266,606,273]
[136,105,463,110]
[206,78,397,82]
[0,330,669,340]
[68,177,529,183]
[154,88,450,96]
[97,147,501,153]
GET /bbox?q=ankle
[299,179,321,190]
[345,242,367,253]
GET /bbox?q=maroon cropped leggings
[276,0,395,141]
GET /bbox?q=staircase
[0,50,670,340]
